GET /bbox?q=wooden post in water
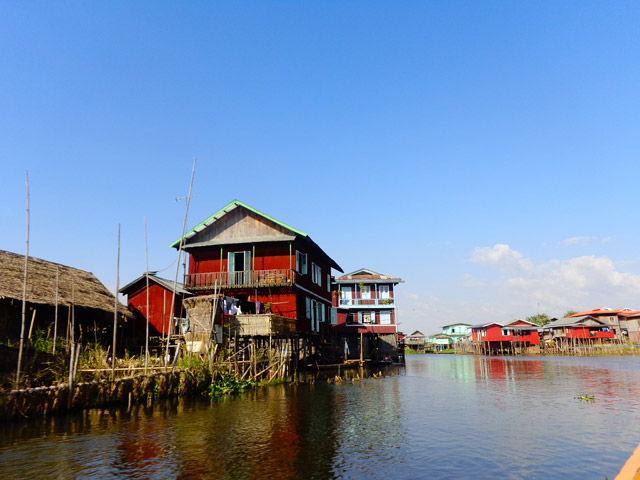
[53,266,59,354]
[165,157,196,368]
[16,170,30,388]
[144,217,150,376]
[111,224,121,378]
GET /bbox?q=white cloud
[562,236,613,246]
[471,244,640,318]
[471,244,533,272]
[563,236,596,246]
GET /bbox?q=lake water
[1,355,640,479]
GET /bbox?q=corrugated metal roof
[119,273,191,296]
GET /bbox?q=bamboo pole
[27,309,37,341]
[16,170,30,388]
[165,157,196,368]
[111,224,121,377]
[53,266,59,354]
[71,281,75,344]
[67,342,76,408]
[144,217,150,376]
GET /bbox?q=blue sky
[2,1,639,335]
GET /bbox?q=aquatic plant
[208,371,256,398]
[576,394,595,402]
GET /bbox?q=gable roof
[472,319,540,329]
[120,273,192,296]
[170,200,306,248]
[170,200,343,272]
[335,268,403,283]
[545,315,606,328]
[568,307,631,317]
[0,250,131,318]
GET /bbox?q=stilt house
[0,250,131,345]
[471,319,540,354]
[119,274,192,342]
[171,200,343,335]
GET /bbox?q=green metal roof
[170,200,308,248]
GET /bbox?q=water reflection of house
[471,319,540,355]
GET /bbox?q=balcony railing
[339,298,395,307]
[185,269,295,291]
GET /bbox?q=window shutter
[244,251,251,271]
[228,252,235,272]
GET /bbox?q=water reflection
[1,357,640,479]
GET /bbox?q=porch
[185,269,295,291]
[224,314,297,337]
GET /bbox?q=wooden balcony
[185,269,295,291]
[225,314,296,336]
[339,298,395,307]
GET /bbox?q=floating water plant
[576,394,595,402]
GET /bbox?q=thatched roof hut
[0,250,130,316]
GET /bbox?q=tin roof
[120,273,191,296]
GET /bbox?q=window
[311,263,322,286]
[296,251,308,274]
[502,329,509,336]
[360,285,371,300]
[380,311,391,325]
[305,297,311,319]
[379,285,390,299]
[341,286,352,306]
[331,307,337,325]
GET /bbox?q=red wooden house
[543,315,615,344]
[120,274,191,339]
[331,268,403,335]
[172,200,343,334]
[471,319,540,353]
[565,307,640,341]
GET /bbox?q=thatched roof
[0,250,131,318]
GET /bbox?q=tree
[563,310,578,318]
[525,313,551,326]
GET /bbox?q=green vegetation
[525,313,551,326]
[564,310,579,318]
[576,394,595,402]
[208,371,256,398]
[404,348,423,355]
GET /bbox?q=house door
[228,251,251,285]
